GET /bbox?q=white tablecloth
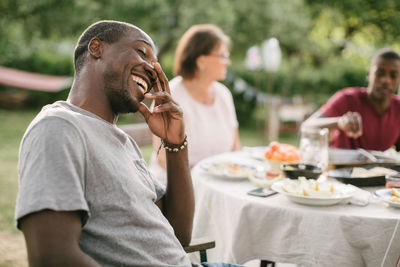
[191,151,400,267]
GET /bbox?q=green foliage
[1,0,400,111]
[306,0,400,48]
[8,42,74,75]
[0,39,73,109]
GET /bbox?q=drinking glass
[299,128,329,171]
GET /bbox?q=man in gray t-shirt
[15,20,195,266]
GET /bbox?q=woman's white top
[149,76,238,185]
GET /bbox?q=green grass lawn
[0,109,41,233]
[0,109,297,234]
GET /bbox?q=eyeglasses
[207,52,230,60]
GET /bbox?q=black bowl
[281,163,323,179]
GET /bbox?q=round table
[190,151,400,267]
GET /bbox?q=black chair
[260,260,276,267]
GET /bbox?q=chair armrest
[183,238,215,253]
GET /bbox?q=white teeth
[131,75,148,91]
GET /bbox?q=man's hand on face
[138,62,185,145]
[337,111,363,139]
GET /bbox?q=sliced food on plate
[271,177,356,206]
[373,188,400,208]
[281,177,334,197]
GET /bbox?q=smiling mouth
[131,74,148,93]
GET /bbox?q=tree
[0,0,313,67]
[305,0,400,51]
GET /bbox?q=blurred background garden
[2,0,400,265]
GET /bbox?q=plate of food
[373,188,400,208]
[199,161,263,180]
[271,178,356,206]
[328,165,400,186]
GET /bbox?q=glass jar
[299,128,329,171]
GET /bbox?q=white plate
[373,189,400,208]
[271,180,356,206]
[199,161,263,180]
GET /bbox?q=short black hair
[74,20,133,72]
[371,48,400,66]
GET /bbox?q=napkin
[343,184,371,206]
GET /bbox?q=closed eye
[137,49,146,57]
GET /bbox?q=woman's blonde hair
[173,24,230,79]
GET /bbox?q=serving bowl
[281,163,323,179]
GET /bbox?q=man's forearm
[28,250,100,267]
[303,117,339,129]
[163,145,194,246]
[302,112,340,131]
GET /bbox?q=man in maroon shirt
[302,48,400,151]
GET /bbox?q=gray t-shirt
[15,101,191,267]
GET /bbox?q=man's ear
[88,38,103,59]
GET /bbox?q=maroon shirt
[320,87,400,151]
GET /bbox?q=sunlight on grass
[239,124,298,147]
[0,109,39,233]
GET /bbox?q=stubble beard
[104,72,139,115]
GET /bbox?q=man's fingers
[153,62,171,94]
[339,112,363,139]
[145,91,176,104]
[153,101,181,113]
[151,77,164,106]
[350,113,362,133]
[341,112,362,133]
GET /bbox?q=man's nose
[380,74,392,86]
